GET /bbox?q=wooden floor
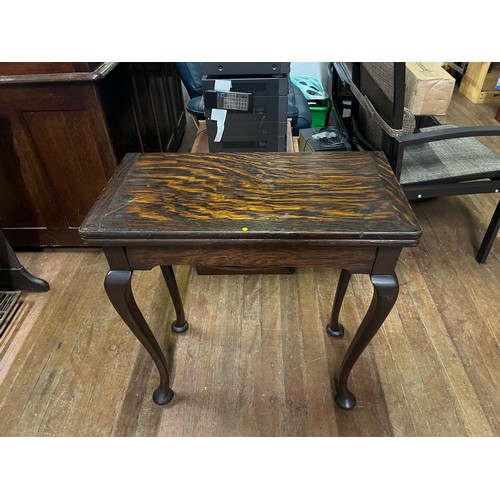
[1,88,499,437]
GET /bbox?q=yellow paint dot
[242,227,249,232]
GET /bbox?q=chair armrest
[393,125,500,180]
[396,125,500,147]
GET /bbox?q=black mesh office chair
[346,62,500,263]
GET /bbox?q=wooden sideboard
[0,62,186,247]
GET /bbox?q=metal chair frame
[348,62,500,263]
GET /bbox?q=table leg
[104,269,174,405]
[326,268,351,337]
[334,273,399,410]
[160,265,189,333]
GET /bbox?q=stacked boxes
[201,62,290,152]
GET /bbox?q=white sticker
[214,80,232,91]
[211,108,227,142]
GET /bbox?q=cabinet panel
[23,109,114,227]
[125,62,186,153]
[0,113,65,229]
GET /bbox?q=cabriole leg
[334,273,399,410]
[326,268,351,338]
[160,265,189,333]
[104,269,174,405]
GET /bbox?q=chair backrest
[174,62,203,98]
[351,62,407,163]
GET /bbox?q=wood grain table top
[80,152,421,245]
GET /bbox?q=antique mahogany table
[79,152,421,410]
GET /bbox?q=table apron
[124,243,378,273]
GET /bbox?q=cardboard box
[405,62,456,116]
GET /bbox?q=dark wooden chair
[346,62,500,263]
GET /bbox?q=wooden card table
[79,152,421,410]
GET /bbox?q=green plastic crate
[309,99,331,128]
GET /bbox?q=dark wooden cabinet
[0,62,186,246]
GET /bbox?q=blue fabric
[174,62,203,98]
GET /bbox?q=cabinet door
[0,82,117,239]
[0,112,65,229]
[23,107,114,228]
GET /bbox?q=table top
[80,152,421,245]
